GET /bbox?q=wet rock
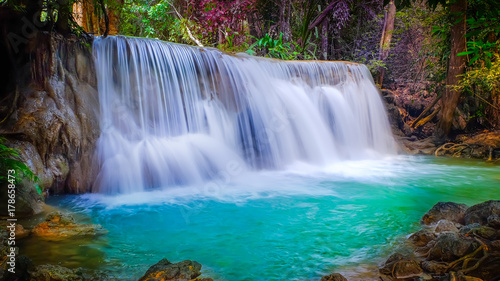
[491,240,500,250]
[379,253,422,279]
[459,223,481,234]
[74,268,116,281]
[2,33,99,195]
[30,264,83,281]
[409,229,436,247]
[464,200,500,225]
[459,224,497,240]
[139,259,213,281]
[487,214,500,229]
[32,212,106,239]
[15,224,30,239]
[320,273,348,281]
[421,260,448,275]
[392,259,423,279]
[434,220,460,233]
[0,172,44,218]
[427,233,477,261]
[422,202,468,225]
[399,137,437,155]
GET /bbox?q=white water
[93,36,396,193]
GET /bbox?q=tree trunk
[378,0,396,86]
[321,21,328,60]
[434,0,467,142]
[56,0,71,34]
[108,0,123,35]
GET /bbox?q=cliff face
[1,32,99,195]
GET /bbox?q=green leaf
[457,50,475,56]
[470,54,480,64]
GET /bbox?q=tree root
[460,253,489,275]
[447,245,484,271]
[411,95,442,128]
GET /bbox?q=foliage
[0,137,37,185]
[456,54,500,95]
[247,33,299,60]
[185,0,255,50]
[457,9,500,68]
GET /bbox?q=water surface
[21,155,499,281]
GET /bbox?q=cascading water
[93,36,396,194]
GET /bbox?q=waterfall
[93,36,396,194]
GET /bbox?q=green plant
[247,33,299,60]
[0,137,37,185]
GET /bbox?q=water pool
[21,156,499,280]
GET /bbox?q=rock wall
[0,32,99,195]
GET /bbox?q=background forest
[1,0,500,140]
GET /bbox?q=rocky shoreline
[324,200,500,281]
[2,201,499,281]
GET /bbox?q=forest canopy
[1,0,499,139]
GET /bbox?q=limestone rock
[32,212,106,239]
[491,240,500,250]
[421,260,448,275]
[409,229,436,247]
[320,273,348,281]
[1,32,99,195]
[487,214,500,229]
[139,259,213,281]
[459,224,497,240]
[379,253,422,279]
[427,233,476,261]
[464,200,500,225]
[421,202,468,225]
[30,264,82,281]
[434,219,460,233]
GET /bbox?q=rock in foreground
[32,212,107,239]
[139,259,213,281]
[380,200,500,281]
[320,273,348,281]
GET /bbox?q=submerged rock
[464,200,500,226]
[139,259,213,281]
[421,202,468,225]
[32,212,106,239]
[320,273,348,281]
[27,264,113,281]
[30,264,82,281]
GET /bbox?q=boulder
[139,259,213,281]
[434,220,460,233]
[29,264,83,281]
[491,240,500,250]
[421,260,448,275]
[320,273,348,281]
[392,259,422,279]
[32,212,106,239]
[464,200,500,225]
[427,233,477,261]
[409,229,436,247]
[379,253,422,279]
[421,202,468,225]
[487,214,500,229]
[459,224,497,240]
